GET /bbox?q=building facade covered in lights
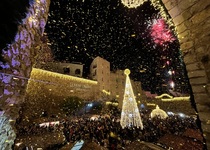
[27,68,99,101]
[27,56,143,108]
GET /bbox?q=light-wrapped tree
[120,69,143,129]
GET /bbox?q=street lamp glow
[87,103,93,107]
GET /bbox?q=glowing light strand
[121,0,147,8]
[151,0,176,34]
[150,105,168,119]
[0,68,97,86]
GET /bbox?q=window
[75,69,81,75]
[93,70,97,76]
[93,64,97,68]
[63,67,70,74]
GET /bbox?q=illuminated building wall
[31,57,142,107]
[27,68,99,100]
[23,68,99,124]
[89,56,110,97]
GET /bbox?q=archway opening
[14,0,206,149]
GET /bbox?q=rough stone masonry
[0,0,50,149]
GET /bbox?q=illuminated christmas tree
[120,69,143,129]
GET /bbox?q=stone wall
[0,0,50,149]
[161,0,210,149]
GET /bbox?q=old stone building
[39,61,84,77]
[89,56,111,97]
[0,0,210,149]
[89,57,143,108]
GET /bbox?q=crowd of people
[16,111,203,150]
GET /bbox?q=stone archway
[160,0,210,149]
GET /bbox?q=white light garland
[121,0,147,8]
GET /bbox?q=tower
[120,69,143,129]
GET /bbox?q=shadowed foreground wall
[161,0,210,149]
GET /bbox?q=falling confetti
[45,0,190,94]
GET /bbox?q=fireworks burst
[147,17,175,46]
[45,0,190,94]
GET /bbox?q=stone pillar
[161,0,210,149]
[0,0,50,149]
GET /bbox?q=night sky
[45,0,190,94]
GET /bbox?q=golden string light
[121,0,147,8]
[121,0,177,36]
[151,0,176,33]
